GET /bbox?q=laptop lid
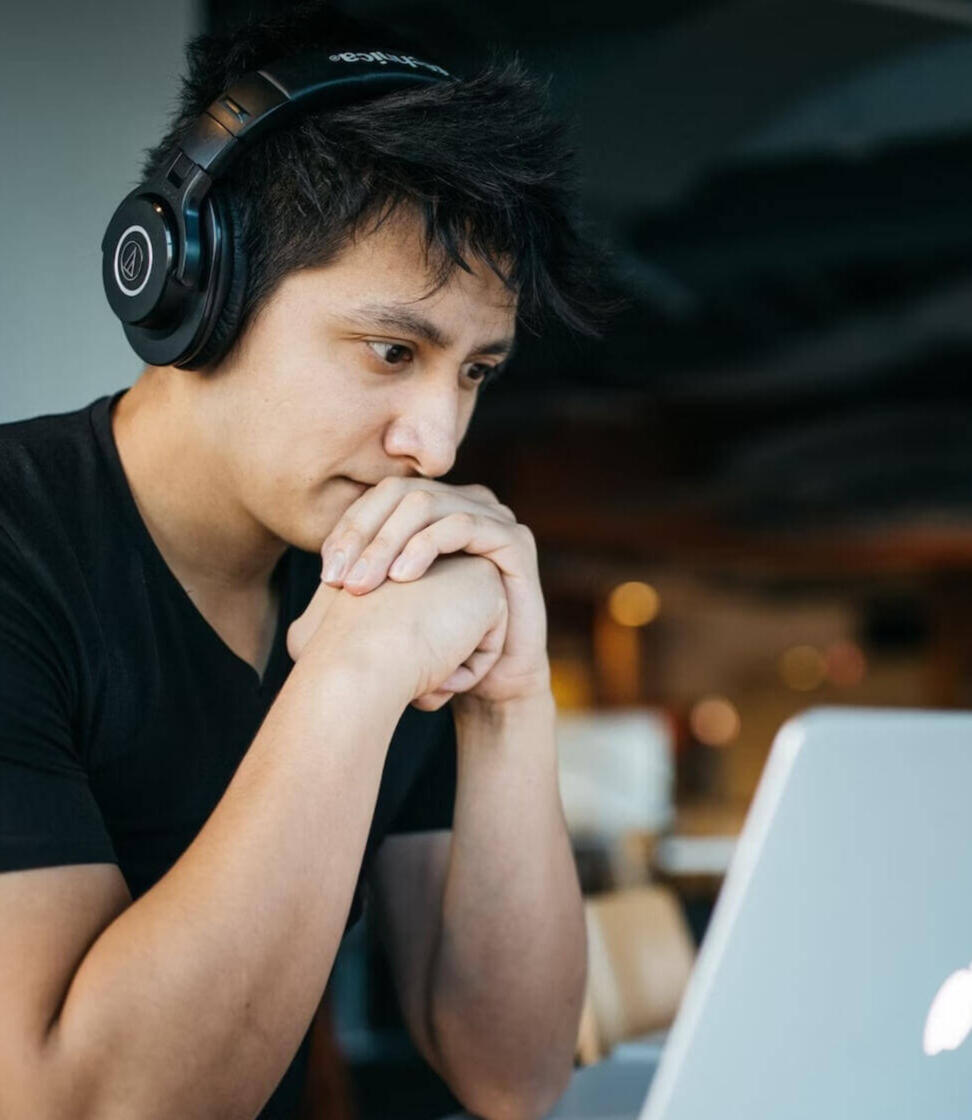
[640,706,972,1120]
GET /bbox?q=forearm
[41,631,409,1120]
[430,692,586,1119]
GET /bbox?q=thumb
[287,568,342,661]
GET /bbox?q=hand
[319,477,550,706]
[288,553,509,711]
[286,577,342,663]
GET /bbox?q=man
[0,5,607,1117]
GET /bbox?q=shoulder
[0,397,118,660]
[0,397,111,548]
[0,393,125,559]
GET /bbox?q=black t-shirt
[0,388,457,1118]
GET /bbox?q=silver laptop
[637,706,972,1120]
[449,707,972,1120]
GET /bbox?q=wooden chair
[576,884,696,1066]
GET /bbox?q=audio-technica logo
[328,50,450,77]
[113,225,153,297]
[120,240,143,285]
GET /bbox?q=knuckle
[398,540,423,563]
[470,483,498,503]
[496,503,517,520]
[402,528,429,551]
[403,488,436,514]
[447,511,476,531]
[339,521,365,545]
[369,533,396,555]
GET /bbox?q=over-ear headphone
[101,48,452,370]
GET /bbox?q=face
[201,206,518,553]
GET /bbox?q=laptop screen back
[641,707,972,1120]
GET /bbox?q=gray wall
[0,0,200,423]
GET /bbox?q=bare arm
[428,691,586,1119]
[38,625,412,1120]
[368,692,586,1120]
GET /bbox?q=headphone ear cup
[183,187,248,370]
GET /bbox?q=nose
[382,377,463,479]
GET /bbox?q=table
[443,1056,657,1120]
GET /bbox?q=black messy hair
[140,2,612,369]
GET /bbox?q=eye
[366,340,413,366]
[464,363,504,389]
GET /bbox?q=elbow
[455,1064,574,1120]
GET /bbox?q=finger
[340,500,511,596]
[437,649,497,692]
[434,610,507,693]
[453,483,517,520]
[321,478,516,586]
[321,477,409,584]
[286,578,341,661]
[410,690,455,711]
[338,487,439,592]
[383,513,530,589]
[412,597,506,705]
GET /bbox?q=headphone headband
[102,46,453,368]
[183,51,449,175]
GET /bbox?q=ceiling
[207,0,972,536]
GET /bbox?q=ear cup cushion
[188,187,248,370]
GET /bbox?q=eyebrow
[348,302,517,359]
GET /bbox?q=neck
[112,366,287,596]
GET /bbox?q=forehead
[288,205,518,331]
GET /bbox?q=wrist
[452,687,557,734]
[300,619,415,711]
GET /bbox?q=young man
[0,5,606,1118]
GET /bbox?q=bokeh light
[779,645,827,691]
[825,640,867,687]
[608,581,660,627]
[549,657,594,710]
[689,695,741,747]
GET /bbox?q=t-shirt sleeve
[387,701,457,834]
[0,523,118,872]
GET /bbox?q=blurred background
[5,0,972,1116]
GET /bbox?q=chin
[274,478,364,554]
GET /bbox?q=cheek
[315,388,391,457]
[243,367,387,485]
[270,417,363,493]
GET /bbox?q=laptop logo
[923,962,972,1055]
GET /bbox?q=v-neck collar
[90,388,291,693]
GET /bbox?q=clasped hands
[289,477,551,710]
